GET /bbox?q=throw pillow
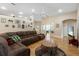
[6,35,21,46]
[10,35,21,42]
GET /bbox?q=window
[42,24,53,31]
[46,24,51,31]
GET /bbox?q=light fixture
[32,9,35,13]
[10,14,14,17]
[1,6,7,10]
[19,12,23,14]
[58,9,63,13]
[18,15,22,17]
[25,17,28,19]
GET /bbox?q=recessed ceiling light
[58,9,63,13]
[25,17,28,19]
[18,15,22,17]
[32,9,35,13]
[19,12,23,14]
[10,14,14,17]
[1,6,7,10]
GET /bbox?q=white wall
[0,15,34,34]
[41,11,77,39]
[34,20,42,34]
[77,7,79,41]
[77,7,79,48]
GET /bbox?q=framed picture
[5,25,9,27]
[56,24,59,28]
[22,24,25,29]
[15,20,20,24]
[1,18,6,23]
[30,25,32,27]
[28,24,30,27]
[30,23,32,25]
[23,21,25,24]
[8,19,13,23]
[17,24,21,28]
[12,25,15,28]
[28,24,32,28]
[29,18,32,21]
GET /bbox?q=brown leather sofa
[0,37,30,56]
[0,31,45,56]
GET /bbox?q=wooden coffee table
[41,40,57,56]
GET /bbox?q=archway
[62,19,77,41]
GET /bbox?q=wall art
[17,24,21,28]
[12,25,15,28]
[8,19,13,23]
[15,20,20,24]
[23,21,25,24]
[28,24,30,27]
[29,18,32,21]
[28,24,32,27]
[22,24,25,29]
[30,23,32,25]
[56,24,59,28]
[1,18,6,23]
[5,25,9,27]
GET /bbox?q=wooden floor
[27,37,79,56]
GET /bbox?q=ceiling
[0,3,78,20]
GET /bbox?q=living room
[0,3,79,56]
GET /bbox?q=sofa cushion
[6,32,15,36]
[0,43,8,56]
[8,43,30,56]
[0,34,15,46]
[0,37,8,56]
[6,38,15,46]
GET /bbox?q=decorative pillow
[10,35,21,42]
[6,35,21,46]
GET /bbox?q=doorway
[63,19,77,41]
